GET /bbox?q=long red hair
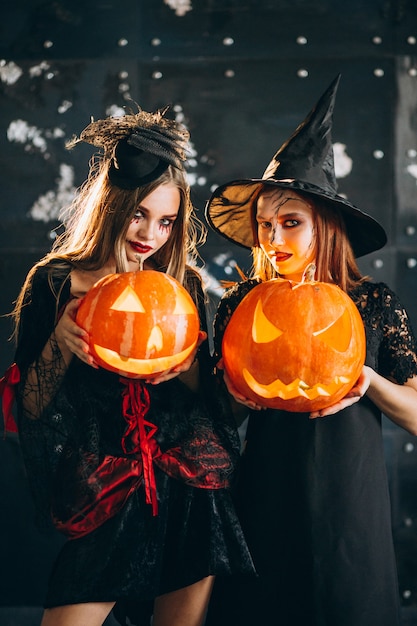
[251,190,365,292]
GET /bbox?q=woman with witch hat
[0,106,254,625]
[204,75,417,626]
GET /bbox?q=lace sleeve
[356,283,417,384]
[377,285,417,383]
[213,279,259,359]
[14,263,72,422]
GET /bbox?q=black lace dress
[12,261,254,625]
[206,279,417,626]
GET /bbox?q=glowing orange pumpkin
[222,279,366,412]
[76,270,200,379]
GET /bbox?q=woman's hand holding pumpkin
[309,367,371,419]
[146,330,207,385]
[218,359,265,411]
[55,298,99,368]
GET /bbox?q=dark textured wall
[1,0,417,617]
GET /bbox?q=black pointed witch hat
[205,75,387,258]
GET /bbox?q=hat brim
[205,178,387,258]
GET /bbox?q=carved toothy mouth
[94,340,198,377]
[242,368,351,400]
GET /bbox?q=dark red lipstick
[129,241,153,254]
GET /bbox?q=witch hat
[205,75,387,257]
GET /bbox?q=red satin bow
[52,454,145,538]
[0,363,20,435]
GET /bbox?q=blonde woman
[3,107,253,626]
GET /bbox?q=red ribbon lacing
[0,363,20,436]
[120,378,160,516]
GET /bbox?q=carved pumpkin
[222,278,366,412]
[76,270,200,379]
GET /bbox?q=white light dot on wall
[296,36,308,45]
[372,36,382,44]
[406,225,416,236]
[407,36,417,45]
[404,442,415,452]
[404,517,414,527]
[152,71,163,80]
[118,38,129,47]
[118,71,129,80]
[373,68,384,77]
[408,68,417,77]
[403,590,412,600]
[224,69,235,78]
[43,40,53,49]
[151,38,162,46]
[407,149,417,158]
[297,68,309,78]
[406,258,417,269]
[58,100,72,114]
[223,37,235,46]
[373,150,384,159]
[373,259,384,269]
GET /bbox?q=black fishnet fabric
[13,261,254,625]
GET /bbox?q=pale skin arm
[310,365,417,435]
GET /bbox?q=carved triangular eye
[313,308,352,352]
[173,288,197,314]
[252,299,283,343]
[110,286,145,312]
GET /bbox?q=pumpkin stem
[302,262,316,283]
[135,254,144,271]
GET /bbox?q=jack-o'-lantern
[76,270,200,378]
[222,278,366,412]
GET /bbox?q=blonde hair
[11,153,205,336]
[251,189,364,292]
